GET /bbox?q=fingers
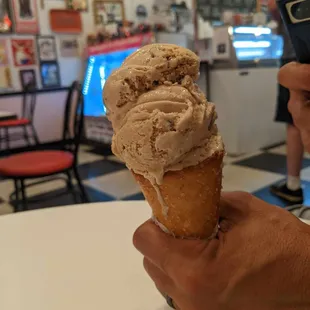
[143,258,175,295]
[278,62,310,92]
[133,220,207,278]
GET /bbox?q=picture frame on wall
[37,36,57,61]
[93,0,125,26]
[0,39,8,65]
[0,67,12,91]
[0,0,13,33]
[19,69,37,89]
[11,0,39,34]
[40,61,61,88]
[11,38,36,67]
[60,36,79,57]
[66,0,88,11]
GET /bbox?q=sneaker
[270,182,304,204]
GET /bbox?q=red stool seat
[0,118,30,127]
[0,151,74,177]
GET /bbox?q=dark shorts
[275,58,296,125]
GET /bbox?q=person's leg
[270,58,304,204]
[270,124,304,202]
[286,124,304,190]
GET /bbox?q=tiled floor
[1,144,310,216]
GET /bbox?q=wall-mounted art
[60,36,79,57]
[19,68,37,89]
[0,39,8,66]
[37,36,57,61]
[50,9,82,33]
[0,67,12,90]
[0,0,13,33]
[40,61,61,88]
[66,0,88,11]
[93,0,125,26]
[11,38,36,67]
[11,0,39,34]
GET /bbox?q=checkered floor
[1,144,310,216]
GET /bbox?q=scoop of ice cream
[103,44,224,184]
[104,44,200,131]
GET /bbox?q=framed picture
[66,0,88,11]
[11,0,39,34]
[11,38,36,67]
[0,67,12,91]
[60,36,79,57]
[93,0,125,25]
[0,39,8,65]
[40,61,61,88]
[49,9,82,33]
[19,69,37,89]
[0,0,13,33]
[37,36,57,61]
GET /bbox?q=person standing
[268,0,304,204]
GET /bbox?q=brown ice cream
[104,44,223,184]
[103,44,224,238]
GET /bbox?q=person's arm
[279,62,310,153]
[134,192,310,309]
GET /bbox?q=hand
[133,192,310,310]
[279,62,310,152]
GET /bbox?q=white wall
[0,91,68,145]
[5,0,96,91]
[0,0,195,145]
[5,0,193,90]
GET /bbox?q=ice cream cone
[133,151,224,239]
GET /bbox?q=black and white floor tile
[1,144,310,216]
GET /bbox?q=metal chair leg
[31,124,40,145]
[0,128,3,151]
[23,125,31,146]
[20,179,28,211]
[66,171,79,204]
[72,166,89,203]
[13,179,21,212]
[4,127,10,150]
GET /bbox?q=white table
[0,111,17,121]
[0,201,170,310]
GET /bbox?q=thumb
[133,220,208,277]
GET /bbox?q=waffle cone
[133,151,224,239]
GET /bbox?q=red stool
[0,85,39,150]
[0,81,88,211]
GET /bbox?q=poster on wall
[40,61,61,88]
[19,69,37,89]
[11,38,36,67]
[66,0,88,11]
[93,1,124,26]
[50,9,82,33]
[0,39,8,65]
[0,67,12,90]
[60,37,79,57]
[0,0,13,33]
[11,0,39,34]
[37,36,57,61]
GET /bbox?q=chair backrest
[62,81,85,161]
[22,83,37,122]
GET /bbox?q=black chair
[0,81,89,212]
[0,84,39,150]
